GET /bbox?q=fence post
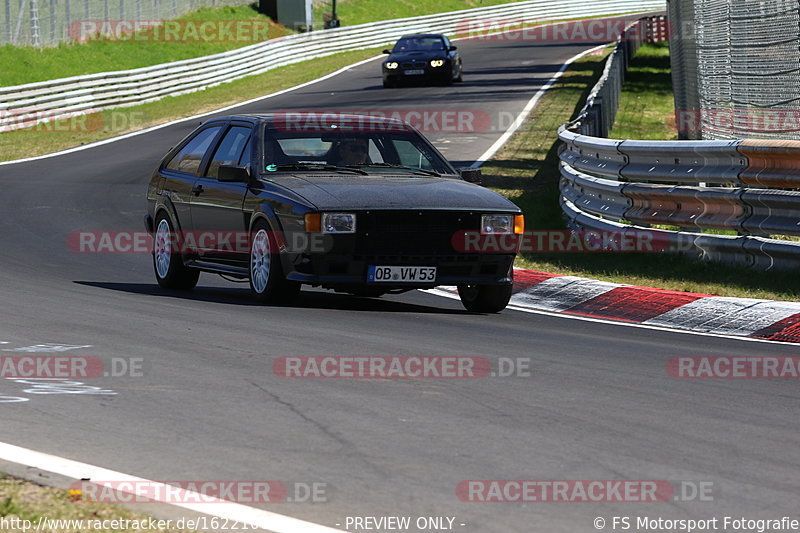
[29,0,40,46]
[48,0,54,44]
[4,0,10,44]
[65,0,70,42]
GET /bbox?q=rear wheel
[457,283,512,313]
[152,213,200,290]
[249,220,300,304]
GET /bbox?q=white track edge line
[424,289,800,347]
[0,442,345,533]
[469,42,609,168]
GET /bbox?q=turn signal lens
[304,213,321,233]
[514,214,525,235]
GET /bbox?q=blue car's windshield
[393,37,445,52]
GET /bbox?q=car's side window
[238,139,252,167]
[205,126,252,179]
[392,139,434,170]
[165,126,223,175]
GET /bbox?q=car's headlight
[385,62,399,69]
[430,59,445,67]
[322,213,356,234]
[481,214,524,234]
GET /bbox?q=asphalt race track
[1,21,799,532]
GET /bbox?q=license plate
[368,266,437,283]
[404,69,425,75]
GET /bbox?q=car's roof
[398,33,447,39]
[203,113,413,132]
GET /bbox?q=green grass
[479,46,800,302]
[609,41,677,140]
[0,0,531,87]
[336,0,522,26]
[0,5,291,86]
[0,47,384,161]
[0,474,195,532]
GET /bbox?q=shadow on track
[74,281,469,314]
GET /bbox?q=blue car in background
[382,33,463,88]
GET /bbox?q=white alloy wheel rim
[251,229,271,294]
[155,219,172,279]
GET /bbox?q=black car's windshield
[263,128,454,176]
[393,37,445,52]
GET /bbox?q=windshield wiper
[270,163,368,175]
[350,163,441,177]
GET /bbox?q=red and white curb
[438,269,800,343]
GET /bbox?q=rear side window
[165,126,222,175]
[205,126,252,179]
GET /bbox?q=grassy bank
[609,41,677,140]
[336,0,520,26]
[479,44,800,302]
[0,0,528,87]
[0,5,292,86]
[0,46,383,161]
[0,474,194,532]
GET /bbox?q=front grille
[355,211,480,255]
[401,61,427,69]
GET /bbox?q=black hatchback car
[382,33,463,88]
[144,114,522,312]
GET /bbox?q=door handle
[191,184,204,196]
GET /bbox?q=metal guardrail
[1,0,251,47]
[558,18,800,271]
[0,0,666,131]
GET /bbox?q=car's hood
[263,174,519,211]
[387,51,447,62]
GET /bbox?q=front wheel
[152,213,199,290]
[249,221,300,304]
[457,283,512,313]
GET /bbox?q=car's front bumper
[383,66,451,84]
[285,252,515,289]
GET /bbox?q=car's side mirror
[458,167,482,184]
[382,49,391,54]
[218,165,251,182]
[449,45,458,51]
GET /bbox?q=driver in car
[328,139,369,166]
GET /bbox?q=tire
[249,220,300,304]
[457,283,512,313]
[455,64,463,82]
[383,80,395,88]
[152,213,200,290]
